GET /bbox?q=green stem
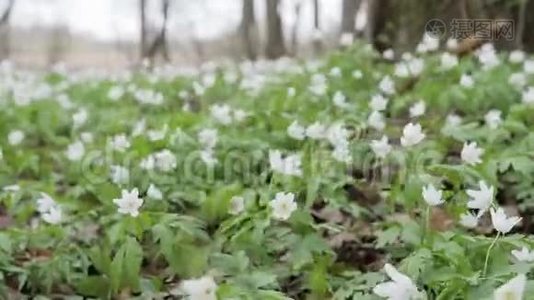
[483,232,501,277]
[422,205,431,244]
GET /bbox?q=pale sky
[8,0,345,42]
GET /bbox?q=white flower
[132,119,146,136]
[446,114,462,127]
[409,100,426,118]
[140,155,155,170]
[229,196,245,215]
[42,206,62,224]
[522,87,534,104]
[180,276,217,300]
[110,134,131,152]
[309,73,327,96]
[270,192,297,220]
[200,149,217,166]
[379,76,395,95]
[326,123,350,147]
[107,85,125,101]
[408,58,425,76]
[485,110,502,129]
[422,184,444,206]
[509,50,526,63]
[37,193,56,213]
[368,111,386,131]
[329,67,342,77]
[80,132,93,143]
[332,145,352,163]
[233,109,248,122]
[441,53,458,70]
[400,123,425,147]
[417,33,439,53]
[524,59,534,74]
[110,165,129,185]
[511,247,534,262]
[352,70,363,79]
[113,188,143,217]
[459,212,479,228]
[133,89,164,105]
[509,72,526,89]
[198,128,218,149]
[210,104,233,125]
[3,185,20,192]
[477,43,500,69]
[491,207,521,234]
[395,63,410,78]
[383,49,394,60]
[306,122,326,140]
[467,181,494,217]
[287,121,306,140]
[8,130,24,146]
[147,125,168,141]
[370,94,388,111]
[461,142,484,166]
[494,274,526,300]
[269,150,302,177]
[333,91,349,108]
[147,184,163,200]
[370,136,391,159]
[373,263,421,300]
[460,74,474,88]
[287,87,296,97]
[72,109,88,128]
[154,149,177,172]
[446,38,458,50]
[66,141,85,161]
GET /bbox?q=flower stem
[483,232,501,277]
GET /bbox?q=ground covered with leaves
[1,40,534,299]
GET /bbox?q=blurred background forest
[0,0,533,69]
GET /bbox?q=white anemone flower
[400,123,425,147]
[422,184,444,206]
[113,188,144,217]
[511,247,534,263]
[466,181,494,217]
[269,192,297,221]
[490,207,521,234]
[493,274,526,300]
[461,142,484,166]
[373,263,422,300]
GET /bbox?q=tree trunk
[146,0,171,62]
[524,0,534,51]
[139,0,147,60]
[290,1,302,56]
[265,0,286,59]
[0,0,15,60]
[240,0,258,60]
[341,0,360,34]
[312,0,322,55]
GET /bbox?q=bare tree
[0,0,15,60]
[139,0,147,59]
[290,1,303,56]
[146,0,171,61]
[47,25,70,66]
[312,0,322,54]
[341,0,361,34]
[240,0,258,60]
[265,0,286,59]
[139,0,172,63]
